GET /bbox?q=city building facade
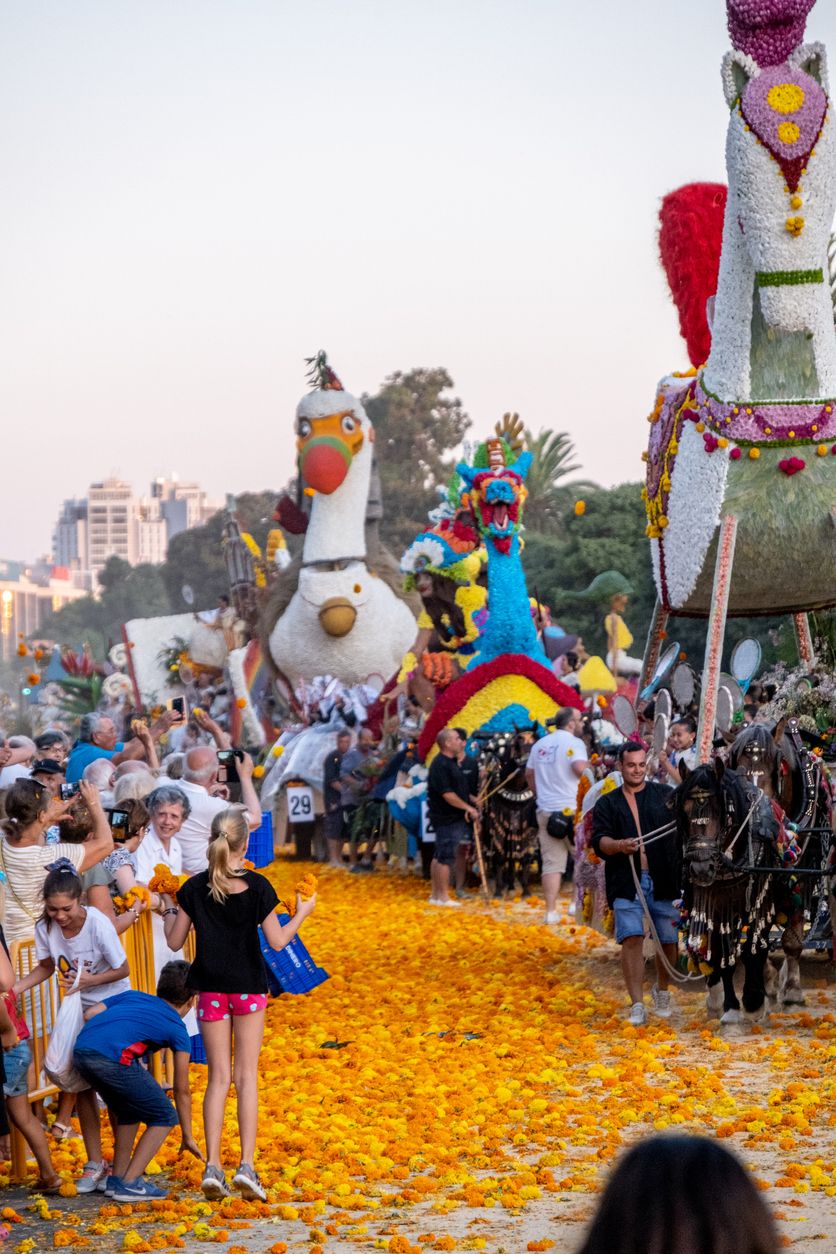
[51,475,219,583]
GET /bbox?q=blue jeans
[74,1048,177,1127]
[613,872,680,944]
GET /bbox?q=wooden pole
[793,612,816,669]
[471,817,492,903]
[697,515,738,763]
[639,598,670,698]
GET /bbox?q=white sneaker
[442,898,462,907]
[567,900,576,917]
[651,985,672,1019]
[629,1002,648,1027]
[428,897,445,906]
[544,911,559,924]
[77,1160,109,1194]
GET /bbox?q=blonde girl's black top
[177,870,279,994]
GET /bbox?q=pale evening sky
[3,1,836,560]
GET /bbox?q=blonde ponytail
[207,806,250,903]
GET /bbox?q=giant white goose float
[268,354,416,691]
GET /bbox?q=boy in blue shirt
[73,960,202,1199]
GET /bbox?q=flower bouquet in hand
[277,873,318,918]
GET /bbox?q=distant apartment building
[52,475,219,582]
[0,561,87,661]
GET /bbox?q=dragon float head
[456,438,532,555]
[296,351,371,496]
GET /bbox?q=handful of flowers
[278,872,318,917]
[113,884,152,915]
[148,864,187,900]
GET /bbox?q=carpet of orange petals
[3,860,836,1251]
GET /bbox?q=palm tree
[522,429,598,533]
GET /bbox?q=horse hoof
[743,1004,767,1023]
[720,1009,741,1025]
[782,988,806,1006]
[706,985,724,1015]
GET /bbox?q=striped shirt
[0,840,86,944]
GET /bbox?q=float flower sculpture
[265,354,416,691]
[417,433,582,759]
[399,487,487,689]
[642,0,836,733]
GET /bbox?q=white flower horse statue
[643,0,836,752]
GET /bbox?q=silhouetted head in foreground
[576,1136,779,1254]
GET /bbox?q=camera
[60,782,80,802]
[107,809,130,841]
[217,747,244,784]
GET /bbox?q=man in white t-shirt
[526,708,590,924]
[176,745,262,874]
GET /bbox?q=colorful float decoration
[642,0,836,758]
[416,429,583,760]
[265,354,416,692]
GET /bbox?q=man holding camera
[525,708,589,925]
[176,723,262,874]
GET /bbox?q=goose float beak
[297,410,365,495]
[319,597,358,637]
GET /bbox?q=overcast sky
[3,1,836,560]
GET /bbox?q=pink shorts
[197,993,268,1022]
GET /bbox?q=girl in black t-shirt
[161,806,316,1203]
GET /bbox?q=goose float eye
[341,415,357,435]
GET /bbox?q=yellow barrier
[8,939,61,1182]
[7,908,196,1180]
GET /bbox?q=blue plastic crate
[259,916,329,996]
[248,812,274,868]
[190,1033,207,1065]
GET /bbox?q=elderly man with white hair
[176,745,262,874]
[65,710,175,784]
[82,757,117,807]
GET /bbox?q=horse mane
[658,183,727,367]
[675,760,753,831]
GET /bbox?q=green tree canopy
[39,556,172,653]
[363,368,471,557]
[523,429,598,534]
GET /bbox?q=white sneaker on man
[544,911,559,924]
[629,1002,648,1027]
[651,985,672,1019]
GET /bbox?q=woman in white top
[0,780,114,945]
[135,785,190,980]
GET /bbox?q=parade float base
[677,447,836,616]
[11,863,836,1251]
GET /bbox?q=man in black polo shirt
[427,729,479,907]
[591,741,680,1027]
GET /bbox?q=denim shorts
[74,1047,177,1127]
[613,872,680,944]
[433,820,469,868]
[3,1040,31,1099]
